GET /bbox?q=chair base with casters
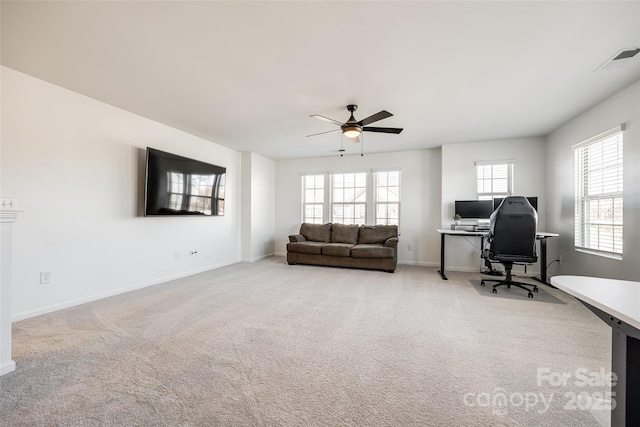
[481,262,538,298]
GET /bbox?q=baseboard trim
[0,360,16,376]
[241,253,275,263]
[12,259,240,322]
[397,261,439,267]
[436,265,541,275]
[437,266,483,273]
[276,257,439,268]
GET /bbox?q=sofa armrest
[289,234,307,243]
[384,237,399,249]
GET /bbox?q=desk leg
[438,233,448,280]
[533,238,548,286]
[611,322,640,427]
[580,301,640,427]
[612,322,627,427]
[540,238,547,284]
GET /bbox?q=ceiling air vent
[595,47,640,71]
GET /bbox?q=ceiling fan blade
[310,114,345,127]
[305,128,341,138]
[358,110,393,126]
[363,126,403,134]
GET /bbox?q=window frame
[475,161,514,201]
[330,171,368,225]
[573,126,624,257]
[300,169,402,226]
[301,174,326,224]
[374,170,401,226]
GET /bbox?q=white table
[552,275,640,427]
[436,229,559,284]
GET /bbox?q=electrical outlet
[0,198,18,210]
[407,244,413,251]
[40,272,51,284]
[174,251,181,261]
[558,254,562,264]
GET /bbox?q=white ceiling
[2,1,640,160]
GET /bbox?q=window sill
[575,248,623,261]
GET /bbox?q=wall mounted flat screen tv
[144,148,226,216]
[454,200,494,219]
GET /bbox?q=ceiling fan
[306,104,403,141]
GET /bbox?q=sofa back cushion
[358,224,398,244]
[300,223,332,242]
[331,223,360,244]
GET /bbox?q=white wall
[546,81,640,281]
[241,152,275,262]
[441,138,548,273]
[1,67,243,320]
[241,153,252,261]
[275,149,442,266]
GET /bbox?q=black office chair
[481,196,539,298]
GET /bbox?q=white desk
[436,229,559,284]
[552,275,640,427]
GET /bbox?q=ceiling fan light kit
[307,104,403,156]
[342,126,362,138]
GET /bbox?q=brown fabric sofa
[287,223,399,272]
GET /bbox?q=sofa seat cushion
[358,225,398,244]
[322,243,354,257]
[300,223,332,242]
[331,223,359,244]
[287,241,325,255]
[351,244,395,259]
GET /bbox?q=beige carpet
[0,258,611,426]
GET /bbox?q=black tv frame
[144,147,226,216]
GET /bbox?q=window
[331,172,367,224]
[574,126,624,255]
[302,174,325,224]
[375,170,400,225]
[476,161,513,201]
[301,170,401,225]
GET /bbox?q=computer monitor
[454,200,494,219]
[493,196,538,212]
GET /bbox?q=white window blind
[302,174,325,224]
[476,162,513,200]
[573,127,624,255]
[374,170,400,226]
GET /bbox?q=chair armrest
[384,237,399,249]
[289,234,306,243]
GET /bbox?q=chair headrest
[493,196,537,220]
